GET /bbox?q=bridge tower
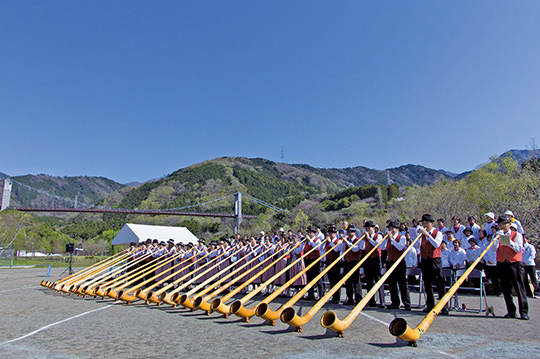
[233,192,242,234]
[1,178,12,211]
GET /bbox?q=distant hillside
[102,157,454,215]
[7,175,125,207]
[455,149,537,180]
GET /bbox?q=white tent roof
[111,223,199,246]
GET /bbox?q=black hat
[364,220,375,228]
[463,227,473,234]
[468,237,478,245]
[167,239,175,245]
[198,239,206,244]
[327,225,337,233]
[496,215,510,224]
[187,242,194,247]
[307,226,316,233]
[386,220,400,229]
[130,242,137,246]
[146,238,152,244]
[421,214,434,223]
[159,241,166,246]
[346,224,357,232]
[152,239,159,244]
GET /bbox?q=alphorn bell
[321,233,422,337]
[281,234,381,331]
[389,235,499,347]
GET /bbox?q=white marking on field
[339,304,458,358]
[0,286,38,293]
[0,304,115,346]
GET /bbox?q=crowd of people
[126,210,537,320]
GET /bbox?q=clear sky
[2,1,539,183]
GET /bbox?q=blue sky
[1,1,539,183]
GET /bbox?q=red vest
[304,238,320,260]
[387,234,405,262]
[365,233,382,258]
[345,236,363,261]
[420,229,441,259]
[497,231,522,263]
[325,239,340,262]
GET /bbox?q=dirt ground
[1,267,540,359]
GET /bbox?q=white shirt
[466,245,482,264]
[468,223,482,239]
[522,242,537,266]
[449,248,467,269]
[441,247,451,268]
[405,247,418,268]
[385,232,407,251]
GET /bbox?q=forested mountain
[7,175,126,207]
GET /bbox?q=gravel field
[1,267,540,359]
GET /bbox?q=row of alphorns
[40,229,499,345]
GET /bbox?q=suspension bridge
[1,178,287,233]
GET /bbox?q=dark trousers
[420,257,446,309]
[498,261,528,316]
[523,265,540,297]
[364,256,384,305]
[344,260,362,302]
[304,258,321,299]
[326,260,342,302]
[387,260,410,308]
[484,265,501,295]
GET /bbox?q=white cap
[484,212,495,219]
[504,210,514,217]
[279,227,285,232]
[259,231,265,236]
[510,222,518,230]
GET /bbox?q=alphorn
[139,246,243,305]
[389,235,499,347]
[280,234,381,331]
[115,247,219,303]
[192,244,288,314]
[230,238,339,322]
[41,249,129,289]
[62,252,134,294]
[145,247,223,305]
[210,238,318,318]
[112,250,188,303]
[321,233,422,337]
[178,245,275,310]
[52,251,130,292]
[83,251,157,296]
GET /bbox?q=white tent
[111,223,199,246]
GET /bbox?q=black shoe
[503,313,517,319]
[422,307,433,313]
[386,304,399,310]
[440,308,449,315]
[520,313,529,320]
[330,299,340,304]
[404,305,411,311]
[343,299,355,305]
[367,302,377,308]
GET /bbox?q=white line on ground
[0,304,115,346]
[339,304,458,358]
[0,286,38,293]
